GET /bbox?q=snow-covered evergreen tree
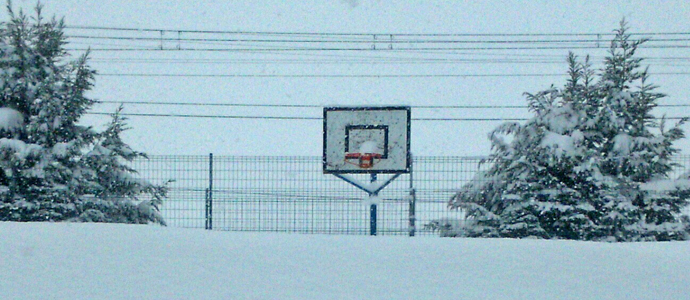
[0,3,166,224]
[450,21,689,241]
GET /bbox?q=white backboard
[323,106,411,174]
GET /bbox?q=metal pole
[409,154,416,237]
[208,153,213,230]
[370,173,377,236]
[159,30,164,50]
[205,188,210,230]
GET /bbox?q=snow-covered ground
[2,222,689,300]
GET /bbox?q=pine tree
[0,3,166,224]
[592,22,688,241]
[450,21,689,241]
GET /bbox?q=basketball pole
[332,173,401,235]
[370,173,378,236]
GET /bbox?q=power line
[93,72,690,78]
[88,58,566,65]
[61,26,690,52]
[85,56,690,65]
[65,25,690,37]
[82,48,575,67]
[99,101,323,108]
[87,112,319,120]
[96,101,527,109]
[86,112,689,122]
[95,100,690,109]
[66,44,690,52]
[78,53,690,69]
[95,73,566,78]
[85,112,529,121]
[60,27,690,68]
[66,34,690,44]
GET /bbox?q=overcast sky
[9,0,690,156]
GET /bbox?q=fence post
[370,173,377,236]
[205,153,213,230]
[409,154,415,237]
[205,188,210,230]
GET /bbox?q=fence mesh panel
[132,155,690,236]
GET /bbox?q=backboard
[323,106,410,174]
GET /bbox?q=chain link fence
[133,155,690,236]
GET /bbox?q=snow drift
[2,222,689,299]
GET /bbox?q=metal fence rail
[132,155,690,236]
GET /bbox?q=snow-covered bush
[425,218,472,237]
[0,4,167,224]
[449,21,689,241]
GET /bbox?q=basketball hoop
[323,106,410,174]
[345,152,383,169]
[323,106,411,236]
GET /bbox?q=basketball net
[344,152,382,169]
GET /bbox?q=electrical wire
[65,25,690,37]
[94,100,690,109]
[86,112,689,122]
[66,34,690,44]
[56,26,690,78]
[53,26,689,124]
[84,56,690,65]
[95,73,567,78]
[66,45,690,52]
[92,72,690,78]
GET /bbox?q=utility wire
[87,112,320,120]
[95,73,566,78]
[65,25,690,37]
[85,57,690,65]
[95,100,690,109]
[85,111,531,121]
[62,28,690,52]
[93,72,690,78]
[66,44,690,52]
[86,112,689,122]
[66,34,690,44]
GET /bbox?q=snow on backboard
[323,106,410,174]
